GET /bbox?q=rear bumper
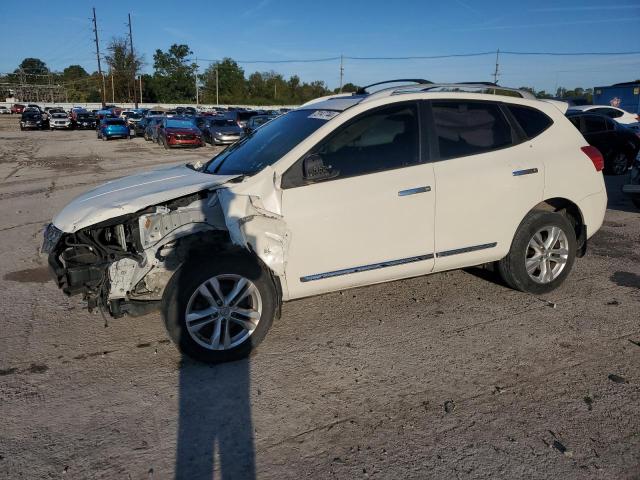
[578,189,607,239]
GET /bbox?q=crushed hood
[53,164,238,232]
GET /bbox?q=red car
[157,117,204,149]
[11,104,25,114]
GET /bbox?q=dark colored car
[157,117,203,149]
[567,112,640,175]
[97,118,131,140]
[74,112,97,129]
[203,117,245,145]
[144,117,164,142]
[19,111,44,130]
[133,116,149,137]
[224,110,260,128]
[245,114,276,134]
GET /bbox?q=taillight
[581,145,604,172]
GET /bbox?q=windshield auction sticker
[308,110,339,120]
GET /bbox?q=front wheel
[162,255,277,363]
[632,195,640,210]
[604,151,630,176]
[497,211,577,294]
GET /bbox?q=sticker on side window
[308,110,339,121]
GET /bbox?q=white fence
[1,100,298,111]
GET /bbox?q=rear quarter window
[507,105,553,139]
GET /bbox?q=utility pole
[127,13,137,108]
[195,57,199,106]
[492,48,500,84]
[274,81,277,100]
[111,72,115,103]
[215,65,219,106]
[92,7,106,107]
[139,75,143,104]
[339,54,344,93]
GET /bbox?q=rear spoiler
[540,99,569,114]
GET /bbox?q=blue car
[97,118,132,140]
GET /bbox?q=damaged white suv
[43,81,607,363]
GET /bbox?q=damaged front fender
[217,168,290,277]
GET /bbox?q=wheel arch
[530,197,586,257]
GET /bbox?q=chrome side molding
[300,243,498,282]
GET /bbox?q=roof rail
[360,82,536,102]
[356,79,432,95]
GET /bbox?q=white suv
[43,80,607,363]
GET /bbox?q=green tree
[200,58,246,104]
[105,37,144,103]
[152,44,197,102]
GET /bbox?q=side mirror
[303,153,339,182]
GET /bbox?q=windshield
[205,109,336,175]
[52,113,67,118]
[166,119,194,128]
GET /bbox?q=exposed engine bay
[44,167,289,318]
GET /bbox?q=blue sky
[1,0,639,92]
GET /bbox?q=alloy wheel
[525,226,569,284]
[184,274,262,350]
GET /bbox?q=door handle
[512,168,538,176]
[398,186,431,196]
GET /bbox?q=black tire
[604,151,630,176]
[162,254,277,363]
[497,211,577,295]
[162,137,169,149]
[103,134,108,141]
[632,195,640,210]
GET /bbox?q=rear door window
[591,107,623,119]
[507,105,553,139]
[431,101,514,159]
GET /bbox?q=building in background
[593,81,640,113]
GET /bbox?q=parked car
[70,107,88,121]
[120,110,135,120]
[224,110,260,128]
[622,155,640,209]
[143,116,164,142]
[42,80,607,363]
[568,105,639,131]
[49,112,73,130]
[204,117,245,145]
[133,116,149,137]
[19,111,44,130]
[0,106,10,115]
[245,114,276,134]
[157,117,204,149]
[125,112,143,130]
[566,111,640,175]
[11,104,25,114]
[73,112,97,129]
[97,118,131,140]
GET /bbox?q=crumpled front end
[43,166,291,317]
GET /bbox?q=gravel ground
[0,115,638,480]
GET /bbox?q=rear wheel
[498,211,576,294]
[632,195,640,210]
[162,255,277,363]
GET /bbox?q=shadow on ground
[175,358,255,479]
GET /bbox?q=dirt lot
[0,114,638,480]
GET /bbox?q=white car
[42,80,607,363]
[49,112,72,129]
[568,105,639,130]
[0,106,10,114]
